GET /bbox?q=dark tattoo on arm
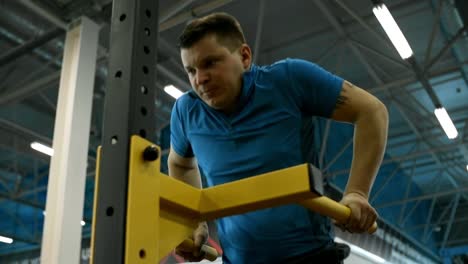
[335,94,348,110]
[334,81,354,110]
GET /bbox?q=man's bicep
[330,80,384,123]
[168,146,197,170]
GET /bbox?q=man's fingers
[194,233,206,247]
[174,222,210,261]
[359,212,369,231]
[176,248,206,262]
[338,193,380,233]
[365,209,378,230]
[348,204,361,231]
[175,247,191,255]
[193,233,206,256]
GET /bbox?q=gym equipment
[91,136,377,263]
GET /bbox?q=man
[168,12,388,263]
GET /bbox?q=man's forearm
[169,161,208,248]
[169,163,203,188]
[345,103,388,198]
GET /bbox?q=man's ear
[240,44,252,69]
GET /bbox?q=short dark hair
[178,12,246,51]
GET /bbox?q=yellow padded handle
[300,196,377,234]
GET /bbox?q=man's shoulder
[254,59,290,82]
[261,58,290,71]
[172,91,201,120]
[259,58,315,76]
[174,91,198,109]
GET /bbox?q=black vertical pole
[92,0,158,263]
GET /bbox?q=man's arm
[168,146,209,261]
[330,80,389,232]
[168,146,202,188]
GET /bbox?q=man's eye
[207,60,217,66]
[187,69,195,75]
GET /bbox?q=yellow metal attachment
[126,136,219,262]
[92,136,377,263]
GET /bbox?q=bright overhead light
[0,235,13,244]
[30,142,54,156]
[335,237,386,263]
[434,107,458,139]
[466,164,468,171]
[373,3,413,59]
[164,84,183,99]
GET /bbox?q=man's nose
[195,70,209,85]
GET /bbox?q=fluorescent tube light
[31,142,54,156]
[335,237,386,263]
[373,3,413,59]
[466,164,468,171]
[0,235,13,244]
[164,84,183,99]
[434,107,458,139]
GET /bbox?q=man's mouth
[203,87,217,97]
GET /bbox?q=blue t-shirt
[170,58,343,263]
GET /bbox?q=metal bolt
[143,145,159,161]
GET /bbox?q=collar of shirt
[236,63,257,113]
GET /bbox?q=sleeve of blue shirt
[287,58,344,117]
[170,96,194,158]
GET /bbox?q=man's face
[181,35,251,113]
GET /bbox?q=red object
[207,237,223,255]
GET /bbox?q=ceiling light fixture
[0,235,13,244]
[164,84,183,99]
[30,142,54,156]
[372,0,413,59]
[434,107,458,139]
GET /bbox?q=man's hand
[336,192,378,233]
[175,222,209,261]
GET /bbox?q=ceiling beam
[158,0,197,24]
[441,194,461,249]
[0,27,63,67]
[388,106,468,141]
[423,194,457,243]
[0,71,60,106]
[331,141,465,178]
[349,38,409,70]
[370,60,468,96]
[424,0,443,65]
[422,197,438,241]
[159,0,234,31]
[314,1,464,190]
[17,0,67,29]
[406,213,468,230]
[375,187,468,209]
[253,0,266,64]
[424,25,468,72]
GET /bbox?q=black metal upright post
[92,0,158,263]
